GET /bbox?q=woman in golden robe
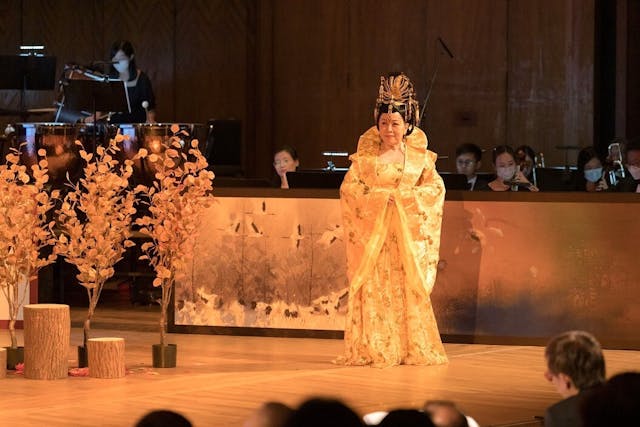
[339,73,447,367]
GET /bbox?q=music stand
[0,55,57,90]
[63,79,131,116]
[0,55,57,119]
[62,79,130,150]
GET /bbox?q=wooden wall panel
[0,0,23,119]
[271,0,350,172]
[247,0,273,178]
[103,0,175,121]
[421,0,508,173]
[174,0,249,123]
[0,0,607,177]
[19,0,102,115]
[508,0,594,168]
[627,0,640,139]
[347,0,431,150]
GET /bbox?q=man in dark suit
[543,331,605,427]
[455,143,489,191]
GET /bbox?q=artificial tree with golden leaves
[0,149,59,350]
[55,135,137,351]
[135,126,214,351]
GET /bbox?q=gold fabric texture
[339,126,448,367]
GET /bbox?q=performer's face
[378,112,407,147]
[273,150,299,177]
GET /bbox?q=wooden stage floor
[1,308,639,427]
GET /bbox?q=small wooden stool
[23,304,70,380]
[0,347,6,378]
[88,337,126,379]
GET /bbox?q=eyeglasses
[456,160,476,166]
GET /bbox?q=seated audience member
[576,147,606,192]
[135,410,192,427]
[515,145,537,184]
[455,143,486,190]
[273,146,300,189]
[243,401,293,427]
[543,330,605,427]
[377,409,435,427]
[487,145,538,192]
[423,401,474,427]
[581,371,640,427]
[283,398,364,427]
[623,138,640,193]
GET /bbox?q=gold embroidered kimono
[339,126,447,367]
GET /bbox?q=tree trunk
[83,317,91,350]
[8,318,17,349]
[23,304,70,380]
[87,337,125,378]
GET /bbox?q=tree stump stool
[23,304,70,380]
[0,348,6,378]
[88,337,126,379]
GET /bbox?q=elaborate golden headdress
[374,72,420,134]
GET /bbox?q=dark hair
[492,145,516,164]
[274,145,299,161]
[110,40,138,81]
[582,372,640,427]
[378,409,435,427]
[423,401,469,427]
[135,410,192,427]
[577,146,601,173]
[455,143,482,162]
[545,330,605,390]
[374,72,418,136]
[256,402,293,427]
[376,103,410,126]
[625,137,640,155]
[515,145,536,161]
[283,398,364,427]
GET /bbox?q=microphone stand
[418,37,455,128]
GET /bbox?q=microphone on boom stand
[418,36,457,127]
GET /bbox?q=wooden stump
[88,338,126,379]
[0,348,6,378]
[23,304,70,380]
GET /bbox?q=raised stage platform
[1,318,639,427]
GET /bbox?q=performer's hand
[280,174,289,189]
[596,178,608,192]
[514,170,530,185]
[388,195,395,205]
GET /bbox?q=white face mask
[584,167,603,183]
[628,165,640,180]
[496,166,516,181]
[114,59,129,73]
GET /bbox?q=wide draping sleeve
[340,126,445,298]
